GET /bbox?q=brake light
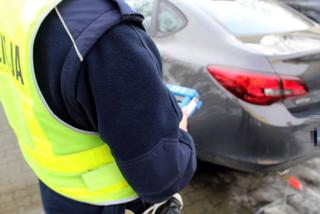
[282,77,307,97]
[208,66,307,105]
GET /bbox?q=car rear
[185,0,320,171]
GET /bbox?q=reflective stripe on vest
[0,0,137,204]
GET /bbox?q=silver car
[127,0,320,171]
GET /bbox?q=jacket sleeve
[77,23,197,203]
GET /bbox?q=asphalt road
[1,105,320,214]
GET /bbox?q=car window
[156,1,187,37]
[125,0,154,31]
[198,0,312,36]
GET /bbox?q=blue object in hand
[167,84,202,117]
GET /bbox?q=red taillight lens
[208,66,307,105]
[281,77,307,97]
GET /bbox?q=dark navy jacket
[34,0,196,206]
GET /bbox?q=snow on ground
[182,158,320,214]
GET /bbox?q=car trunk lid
[241,31,320,115]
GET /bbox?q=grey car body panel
[271,51,320,116]
[154,0,275,73]
[148,0,320,171]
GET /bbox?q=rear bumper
[196,146,319,173]
[189,91,320,172]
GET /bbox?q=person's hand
[179,108,189,132]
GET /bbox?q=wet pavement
[1,105,320,214]
[182,160,320,214]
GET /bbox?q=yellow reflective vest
[0,0,137,205]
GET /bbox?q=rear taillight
[208,66,308,105]
[281,77,307,97]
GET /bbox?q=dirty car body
[127,0,320,172]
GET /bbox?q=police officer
[0,0,196,213]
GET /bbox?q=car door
[126,0,199,88]
[152,0,193,86]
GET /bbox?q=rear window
[199,0,312,36]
